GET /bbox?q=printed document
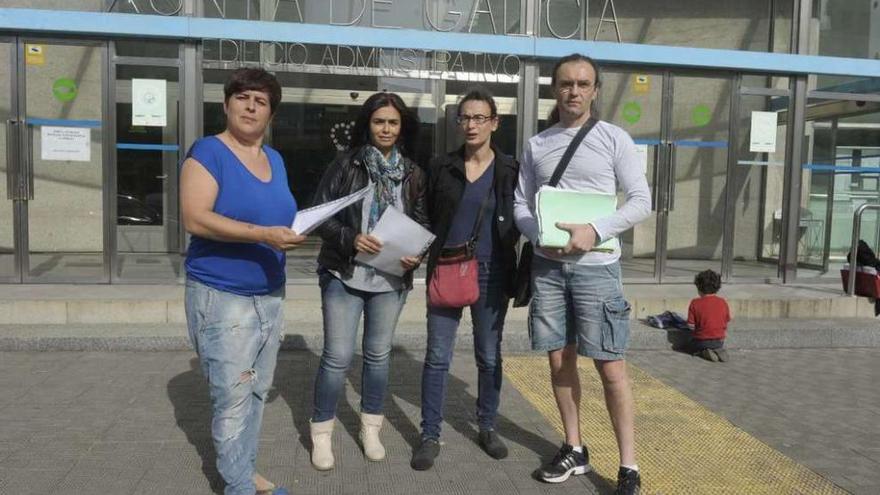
[291,184,372,235]
[537,186,618,251]
[355,206,436,277]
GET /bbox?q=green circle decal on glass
[622,102,642,125]
[52,78,78,102]
[692,104,712,127]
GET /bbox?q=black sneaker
[537,443,590,483]
[410,438,440,471]
[614,467,641,495]
[478,430,508,459]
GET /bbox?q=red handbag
[427,244,479,308]
[427,170,496,309]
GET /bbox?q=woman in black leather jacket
[308,92,428,471]
[410,87,520,471]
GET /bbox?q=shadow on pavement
[167,357,223,494]
[167,335,615,494]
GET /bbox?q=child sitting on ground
[685,269,731,362]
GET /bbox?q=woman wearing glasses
[411,87,521,471]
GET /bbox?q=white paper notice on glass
[291,184,372,235]
[132,78,167,127]
[750,111,777,153]
[355,207,436,277]
[40,126,90,162]
[633,144,649,173]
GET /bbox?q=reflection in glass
[801,106,880,279]
[664,75,730,279]
[115,65,183,281]
[731,93,788,280]
[25,43,104,281]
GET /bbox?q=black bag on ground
[512,117,598,308]
[847,239,880,271]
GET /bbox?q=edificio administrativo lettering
[203,41,522,79]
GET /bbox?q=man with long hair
[513,54,651,495]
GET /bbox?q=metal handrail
[847,203,880,296]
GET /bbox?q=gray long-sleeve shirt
[513,120,651,265]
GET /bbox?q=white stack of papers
[291,184,373,235]
[536,186,618,251]
[354,207,436,276]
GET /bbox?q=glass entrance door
[535,68,734,283]
[20,39,108,282]
[729,77,790,281]
[657,73,732,282]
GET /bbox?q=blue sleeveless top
[184,136,298,295]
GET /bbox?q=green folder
[536,186,619,251]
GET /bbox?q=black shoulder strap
[468,164,497,244]
[548,117,598,187]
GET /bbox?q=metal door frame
[15,37,111,283]
[1,37,22,283]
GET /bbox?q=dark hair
[547,53,602,125]
[458,86,497,117]
[350,92,420,161]
[223,68,282,113]
[694,269,722,295]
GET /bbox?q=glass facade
[799,99,880,276]
[0,0,878,285]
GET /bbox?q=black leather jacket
[314,146,429,289]
[425,145,520,297]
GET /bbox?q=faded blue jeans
[312,271,409,421]
[420,261,509,440]
[185,278,284,495]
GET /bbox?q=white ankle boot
[309,418,335,470]
[359,412,386,461]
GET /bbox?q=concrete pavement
[0,348,876,494]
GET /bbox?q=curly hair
[694,269,722,295]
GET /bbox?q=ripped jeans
[185,278,284,495]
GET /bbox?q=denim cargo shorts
[527,256,632,361]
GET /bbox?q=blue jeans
[420,261,509,440]
[312,271,408,421]
[185,278,284,495]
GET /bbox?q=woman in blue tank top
[180,68,301,495]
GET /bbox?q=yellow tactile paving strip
[505,356,847,495]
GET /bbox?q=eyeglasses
[456,114,495,126]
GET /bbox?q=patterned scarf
[363,145,404,230]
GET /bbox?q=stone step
[0,318,876,351]
[0,283,876,324]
